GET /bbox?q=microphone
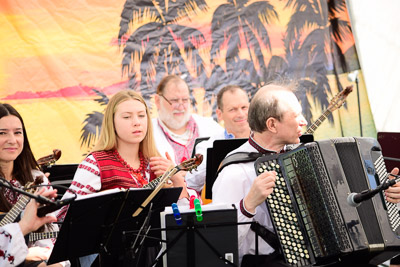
[0,178,53,205]
[194,198,203,222]
[347,70,359,82]
[171,203,182,225]
[347,177,397,207]
[0,177,77,217]
[37,196,76,217]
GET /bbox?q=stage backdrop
[0,0,375,164]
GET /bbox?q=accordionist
[212,83,400,267]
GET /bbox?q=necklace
[113,150,148,186]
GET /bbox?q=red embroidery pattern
[91,150,153,191]
[68,181,97,197]
[113,150,148,186]
[157,116,199,163]
[0,230,15,264]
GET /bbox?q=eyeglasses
[159,95,190,108]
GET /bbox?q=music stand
[191,137,210,158]
[205,138,247,199]
[42,164,78,196]
[48,187,182,265]
[377,132,400,171]
[159,204,239,267]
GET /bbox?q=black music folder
[205,138,247,199]
[48,187,181,264]
[377,132,400,171]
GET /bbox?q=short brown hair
[156,75,187,95]
[248,81,297,133]
[216,85,246,110]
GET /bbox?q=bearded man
[153,75,224,164]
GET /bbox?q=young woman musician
[59,90,191,205]
[0,103,67,267]
[58,90,196,266]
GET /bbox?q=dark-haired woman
[0,103,68,267]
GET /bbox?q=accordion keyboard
[256,147,353,266]
[257,158,313,266]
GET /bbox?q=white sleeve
[212,164,255,245]
[185,138,213,193]
[0,223,28,266]
[62,155,102,199]
[56,155,101,221]
[195,115,224,138]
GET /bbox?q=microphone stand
[0,177,54,205]
[129,202,153,267]
[355,76,363,137]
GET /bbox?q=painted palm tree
[263,0,352,130]
[80,89,109,151]
[283,0,353,121]
[80,0,209,150]
[118,0,209,101]
[205,0,278,102]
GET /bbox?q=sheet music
[163,203,234,214]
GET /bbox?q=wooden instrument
[0,176,43,227]
[29,231,58,242]
[37,149,62,168]
[132,154,203,217]
[305,85,353,134]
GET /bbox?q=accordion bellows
[255,137,400,266]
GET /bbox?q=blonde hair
[93,90,160,159]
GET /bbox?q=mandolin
[132,154,203,217]
[0,176,43,227]
[37,149,62,169]
[305,85,353,134]
[29,230,59,243]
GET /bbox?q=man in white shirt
[186,85,251,193]
[212,82,307,266]
[153,75,224,164]
[213,82,400,267]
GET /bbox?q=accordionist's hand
[243,171,276,213]
[385,167,400,204]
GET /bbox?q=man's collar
[224,129,235,139]
[248,132,286,154]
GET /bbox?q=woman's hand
[149,152,174,177]
[26,246,51,261]
[19,187,57,236]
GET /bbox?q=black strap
[250,221,280,252]
[216,152,262,175]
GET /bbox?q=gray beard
[158,106,191,130]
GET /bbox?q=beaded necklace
[113,149,148,187]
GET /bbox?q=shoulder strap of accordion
[217,152,262,175]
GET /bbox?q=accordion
[254,137,400,266]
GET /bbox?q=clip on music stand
[47,187,182,265]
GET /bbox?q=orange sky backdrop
[0,0,372,163]
[0,0,300,98]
